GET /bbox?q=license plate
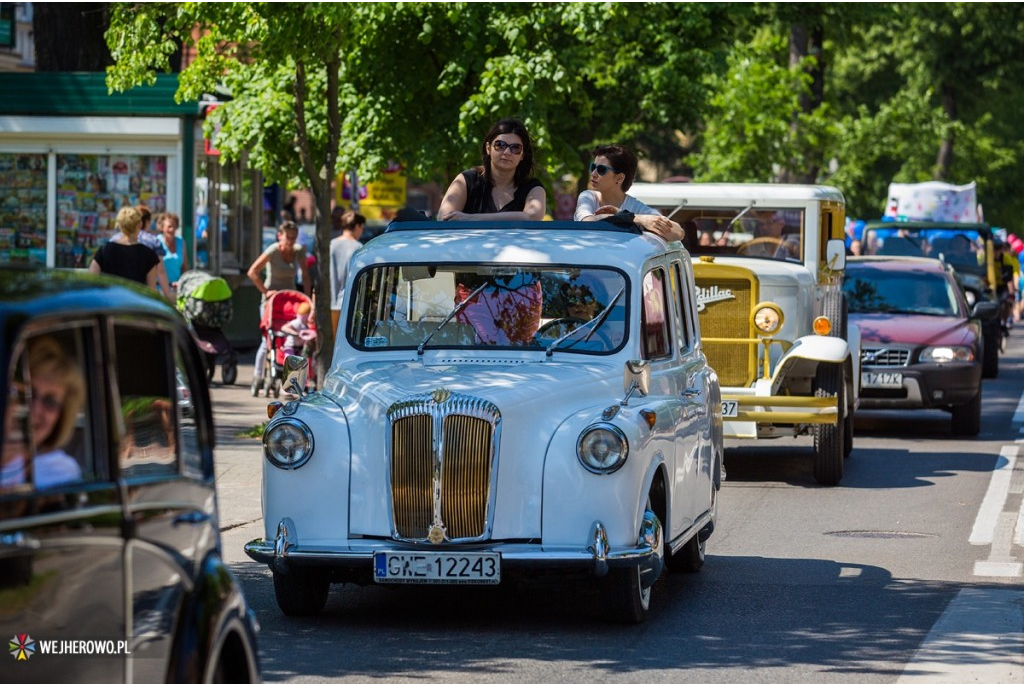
[721,400,739,418]
[373,551,500,585]
[862,371,903,388]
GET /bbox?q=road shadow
[229,556,1015,682]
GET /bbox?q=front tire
[952,389,982,436]
[607,566,650,625]
[813,363,846,486]
[273,571,329,616]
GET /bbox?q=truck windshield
[663,207,804,261]
[346,264,628,354]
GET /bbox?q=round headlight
[263,419,314,469]
[577,424,628,474]
[752,304,783,335]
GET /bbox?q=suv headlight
[920,346,974,363]
[263,419,314,469]
[577,424,628,474]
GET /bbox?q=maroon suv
[843,256,998,436]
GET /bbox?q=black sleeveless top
[461,168,543,214]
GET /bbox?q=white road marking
[970,446,1018,546]
[1014,390,1024,424]
[898,587,1024,684]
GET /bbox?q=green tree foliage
[694,3,1024,226]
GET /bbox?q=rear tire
[222,359,238,385]
[273,571,329,616]
[952,389,982,436]
[813,363,845,486]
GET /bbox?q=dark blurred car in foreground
[0,269,259,683]
[843,256,997,436]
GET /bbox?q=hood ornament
[432,388,452,404]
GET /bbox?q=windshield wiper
[545,286,625,357]
[417,281,488,355]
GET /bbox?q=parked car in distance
[0,268,260,684]
[843,256,996,436]
[245,220,724,624]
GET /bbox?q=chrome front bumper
[244,513,664,588]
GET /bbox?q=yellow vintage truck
[631,182,859,486]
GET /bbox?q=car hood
[326,358,626,541]
[332,357,623,409]
[850,313,975,346]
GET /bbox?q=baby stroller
[177,270,239,385]
[252,290,316,397]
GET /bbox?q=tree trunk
[935,82,956,179]
[781,21,824,184]
[34,3,112,71]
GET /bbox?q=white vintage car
[245,220,724,623]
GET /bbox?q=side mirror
[283,354,309,397]
[971,300,999,320]
[622,360,650,406]
[826,239,846,272]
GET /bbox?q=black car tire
[813,363,845,486]
[222,359,238,386]
[982,320,1000,378]
[607,565,650,625]
[952,389,982,437]
[273,571,329,616]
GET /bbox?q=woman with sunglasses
[575,145,683,241]
[439,118,546,221]
[1,336,84,490]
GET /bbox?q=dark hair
[134,204,152,226]
[279,220,298,234]
[592,145,639,191]
[341,211,366,231]
[480,118,535,188]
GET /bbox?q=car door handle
[173,511,212,526]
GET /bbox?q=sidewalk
[208,350,270,535]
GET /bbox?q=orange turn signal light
[812,316,832,336]
[640,409,657,429]
[267,401,283,419]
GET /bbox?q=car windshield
[665,207,804,261]
[860,227,986,276]
[844,269,961,317]
[347,264,629,353]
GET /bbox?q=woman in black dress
[438,118,547,221]
[89,206,173,301]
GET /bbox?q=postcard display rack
[55,154,168,267]
[0,153,48,266]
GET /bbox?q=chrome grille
[387,392,500,542]
[861,347,910,367]
[694,268,757,387]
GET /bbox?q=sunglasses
[491,140,524,155]
[31,389,62,413]
[589,162,620,176]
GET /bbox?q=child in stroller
[252,290,316,397]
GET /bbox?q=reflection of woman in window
[1,336,85,490]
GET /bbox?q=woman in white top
[1,336,83,490]
[574,144,683,242]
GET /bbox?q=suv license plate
[862,371,903,388]
[373,551,500,585]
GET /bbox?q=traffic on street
[213,330,1024,683]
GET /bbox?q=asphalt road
[212,334,1024,683]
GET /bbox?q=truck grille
[694,265,758,387]
[861,347,910,367]
[387,392,501,542]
